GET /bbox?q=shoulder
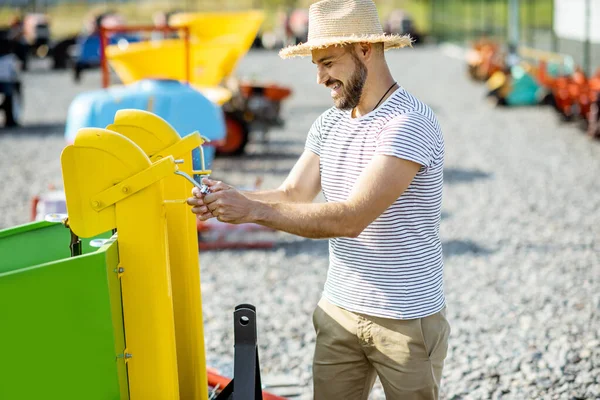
[380,90,441,137]
[316,106,344,125]
[309,106,345,135]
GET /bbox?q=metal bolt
[125,353,133,359]
[121,186,129,193]
[118,267,124,273]
[92,201,100,208]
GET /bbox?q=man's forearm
[252,201,360,239]
[241,188,292,203]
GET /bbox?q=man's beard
[331,55,367,110]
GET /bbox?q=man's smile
[328,81,342,96]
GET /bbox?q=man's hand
[187,178,256,224]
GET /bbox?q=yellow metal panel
[60,128,151,238]
[115,187,180,400]
[108,110,209,400]
[106,11,264,87]
[151,133,204,163]
[91,157,177,212]
[106,109,181,157]
[169,11,265,77]
[60,127,181,399]
[107,40,236,87]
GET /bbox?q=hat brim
[278,33,413,59]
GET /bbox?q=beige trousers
[312,297,450,400]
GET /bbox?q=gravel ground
[1,46,599,400]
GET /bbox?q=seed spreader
[2,109,298,399]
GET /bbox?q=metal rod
[508,0,521,55]
[551,0,558,52]
[430,0,436,42]
[584,0,591,76]
[528,0,535,47]
[174,170,211,194]
[184,26,190,84]
[481,0,486,36]
[100,25,109,89]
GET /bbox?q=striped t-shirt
[306,86,445,320]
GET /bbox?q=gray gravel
[1,47,599,400]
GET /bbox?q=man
[188,0,450,398]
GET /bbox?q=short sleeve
[305,113,324,156]
[375,112,439,169]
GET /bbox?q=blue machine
[65,79,226,170]
[73,32,141,82]
[76,33,140,65]
[504,65,545,106]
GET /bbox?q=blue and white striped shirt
[306,86,445,320]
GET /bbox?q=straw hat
[279,0,413,59]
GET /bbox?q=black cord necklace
[373,81,398,110]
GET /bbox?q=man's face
[312,45,367,110]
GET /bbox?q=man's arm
[216,149,322,203]
[203,154,420,239]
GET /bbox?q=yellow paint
[108,109,209,400]
[105,11,264,88]
[61,127,181,399]
[91,157,177,212]
[150,132,205,163]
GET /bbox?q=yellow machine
[105,11,265,104]
[1,108,290,399]
[62,110,211,399]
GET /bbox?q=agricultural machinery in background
[33,10,289,249]
[466,39,600,139]
[93,10,292,156]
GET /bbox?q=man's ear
[359,42,373,61]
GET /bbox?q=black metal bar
[234,304,262,400]
[216,304,263,400]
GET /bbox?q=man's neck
[352,72,397,118]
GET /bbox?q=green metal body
[0,221,129,400]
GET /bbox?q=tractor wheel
[217,113,249,156]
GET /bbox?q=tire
[216,112,250,156]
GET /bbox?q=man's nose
[316,67,328,85]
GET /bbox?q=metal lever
[174,170,211,195]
